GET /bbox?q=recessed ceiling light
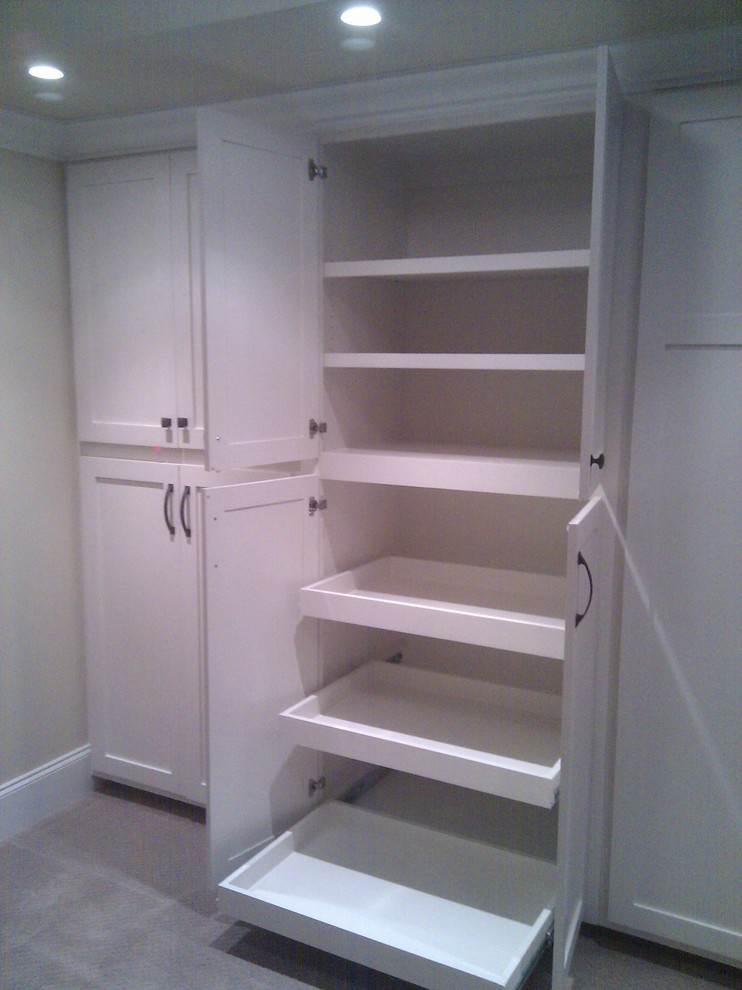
[28,64,65,80]
[340,6,382,27]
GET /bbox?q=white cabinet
[67,151,204,450]
[609,85,742,965]
[203,49,630,990]
[79,457,272,804]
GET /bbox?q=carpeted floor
[0,782,738,990]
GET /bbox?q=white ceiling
[0,0,738,122]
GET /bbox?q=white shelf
[324,250,590,280]
[219,800,555,990]
[319,445,580,498]
[325,352,586,371]
[300,557,566,659]
[281,660,561,806]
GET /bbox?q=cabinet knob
[161,417,172,429]
[177,417,188,429]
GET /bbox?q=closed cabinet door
[80,458,205,803]
[67,152,203,450]
[609,85,741,963]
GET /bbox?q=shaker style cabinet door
[198,109,321,470]
[79,457,205,804]
[609,85,742,964]
[67,151,203,450]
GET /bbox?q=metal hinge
[308,775,326,796]
[308,159,328,181]
[309,418,327,438]
[309,496,327,516]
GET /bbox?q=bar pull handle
[163,483,176,536]
[575,551,593,627]
[179,485,192,538]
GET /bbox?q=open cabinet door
[553,496,604,990]
[203,474,322,886]
[198,108,322,470]
[580,48,623,498]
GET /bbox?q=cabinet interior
[309,111,594,835]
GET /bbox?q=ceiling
[0,0,738,122]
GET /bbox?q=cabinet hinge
[309,418,327,438]
[308,159,328,181]
[308,775,326,796]
[309,496,327,516]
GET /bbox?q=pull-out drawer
[281,660,561,806]
[219,800,555,990]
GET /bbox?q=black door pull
[163,483,176,536]
[179,485,192,538]
[575,551,593,627]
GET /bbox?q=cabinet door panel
[170,151,205,450]
[204,474,321,886]
[68,156,178,447]
[609,87,742,963]
[580,48,623,497]
[199,109,321,470]
[80,459,194,797]
[553,496,604,990]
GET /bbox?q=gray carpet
[0,782,738,990]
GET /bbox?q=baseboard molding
[0,745,92,844]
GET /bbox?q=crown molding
[0,27,737,161]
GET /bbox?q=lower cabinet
[80,457,277,805]
[79,457,208,803]
[205,475,605,990]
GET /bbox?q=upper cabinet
[197,110,322,470]
[67,150,204,450]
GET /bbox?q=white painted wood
[319,446,580,498]
[0,745,92,844]
[79,458,204,803]
[170,150,205,449]
[325,250,590,279]
[552,496,604,989]
[609,85,742,963]
[204,474,322,886]
[301,557,566,659]
[281,660,561,806]
[198,108,321,470]
[579,48,623,497]
[325,353,585,370]
[219,800,555,990]
[67,154,177,447]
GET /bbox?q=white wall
[0,149,88,817]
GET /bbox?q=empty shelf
[319,445,581,498]
[281,660,561,806]
[300,557,566,659]
[219,801,555,990]
[324,250,590,279]
[324,353,586,371]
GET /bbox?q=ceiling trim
[0,27,737,161]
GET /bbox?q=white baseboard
[0,745,92,844]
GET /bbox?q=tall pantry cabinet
[202,50,636,990]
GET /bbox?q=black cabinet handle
[161,417,172,429]
[177,417,188,429]
[575,551,593,627]
[179,485,192,538]
[163,483,176,536]
[590,452,605,470]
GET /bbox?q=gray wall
[0,148,86,785]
